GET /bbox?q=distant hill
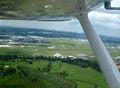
[0,26,120,45]
[0,26,86,39]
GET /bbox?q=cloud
[94,5,120,15]
[111,0,120,7]
[0,19,83,33]
[89,11,120,26]
[88,4,120,37]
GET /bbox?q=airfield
[0,38,119,58]
[0,38,120,88]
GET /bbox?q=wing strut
[77,13,120,88]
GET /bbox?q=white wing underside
[0,0,105,20]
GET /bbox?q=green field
[0,38,119,88]
[0,59,108,88]
[0,38,119,57]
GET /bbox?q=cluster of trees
[0,64,16,76]
[37,62,52,72]
[59,71,68,77]
[42,62,52,72]
[17,66,40,82]
[0,55,101,73]
[33,56,101,73]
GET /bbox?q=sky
[0,0,120,37]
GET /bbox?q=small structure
[89,56,96,59]
[47,46,55,49]
[4,65,10,68]
[54,53,64,58]
[76,54,89,60]
[114,56,120,65]
[21,46,25,48]
[67,56,75,59]
[0,45,11,48]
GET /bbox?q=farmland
[0,38,110,88]
[0,26,120,88]
[0,38,119,88]
[0,38,119,58]
[0,59,108,88]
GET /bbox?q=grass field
[0,59,108,88]
[0,38,119,58]
[0,38,119,88]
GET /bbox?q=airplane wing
[0,0,105,20]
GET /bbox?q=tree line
[0,55,101,73]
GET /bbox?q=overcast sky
[0,0,120,37]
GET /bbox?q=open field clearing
[0,38,119,58]
[0,59,108,88]
[0,38,119,88]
